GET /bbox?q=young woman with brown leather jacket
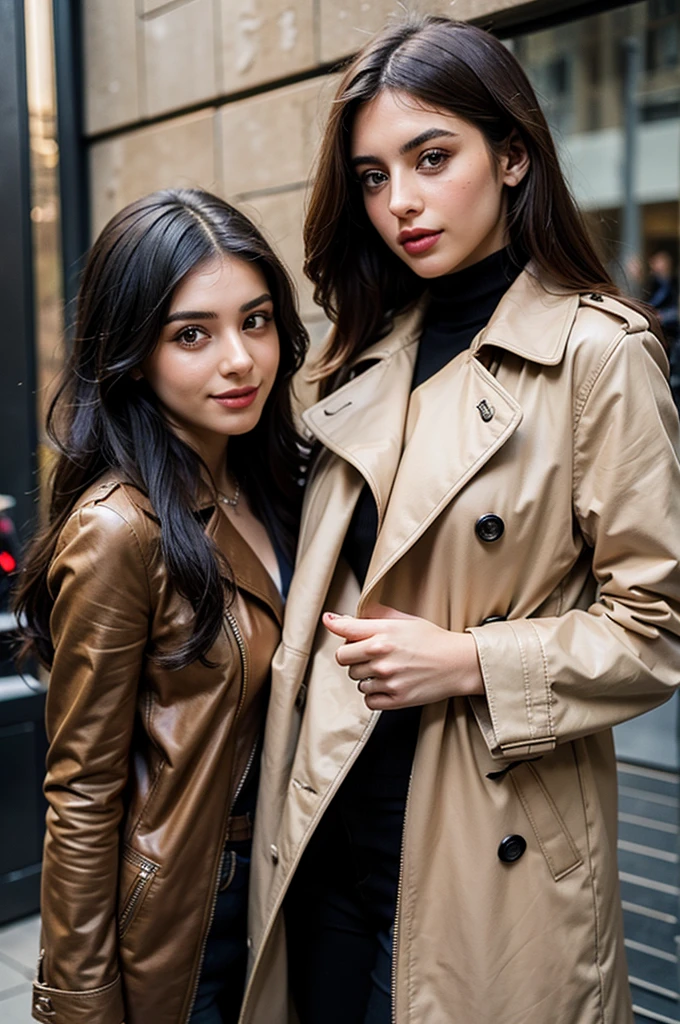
[14,188,307,1024]
[239,18,680,1024]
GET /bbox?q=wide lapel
[281,307,422,657]
[302,304,422,528]
[360,352,522,607]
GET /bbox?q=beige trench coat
[240,268,680,1024]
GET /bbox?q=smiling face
[140,255,280,473]
[351,89,529,279]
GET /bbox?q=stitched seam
[526,763,583,866]
[121,847,160,871]
[126,759,166,840]
[573,747,607,1023]
[473,635,500,751]
[512,774,557,876]
[528,620,553,739]
[34,976,121,996]
[78,505,153,609]
[509,623,535,740]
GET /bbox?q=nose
[218,330,254,378]
[388,170,423,220]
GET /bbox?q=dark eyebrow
[165,310,218,324]
[351,128,457,168]
[399,128,457,154]
[240,293,272,313]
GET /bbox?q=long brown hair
[15,188,308,670]
[305,16,647,389]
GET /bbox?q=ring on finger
[357,676,375,693]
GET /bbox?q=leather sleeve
[469,329,680,759]
[34,502,150,1024]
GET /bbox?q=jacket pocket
[510,760,583,881]
[118,847,159,938]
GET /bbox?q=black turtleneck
[342,246,524,588]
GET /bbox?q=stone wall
[84,0,571,334]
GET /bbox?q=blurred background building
[0,2,678,1022]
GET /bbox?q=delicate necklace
[218,479,241,509]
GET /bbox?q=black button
[588,292,604,302]
[294,683,307,711]
[498,834,527,863]
[475,514,505,543]
[481,614,507,625]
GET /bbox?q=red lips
[397,227,443,255]
[211,385,260,409]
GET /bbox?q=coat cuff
[467,620,557,760]
[32,974,124,1024]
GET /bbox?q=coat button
[475,514,505,543]
[270,843,279,864]
[34,994,54,1015]
[498,834,527,863]
[294,683,307,711]
[588,292,604,302]
[481,614,507,625]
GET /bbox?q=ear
[500,131,530,188]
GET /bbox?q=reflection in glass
[24,0,63,494]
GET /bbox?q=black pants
[285,714,418,1024]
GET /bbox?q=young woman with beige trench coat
[239,18,680,1024]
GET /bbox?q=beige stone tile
[0,983,33,1024]
[220,77,338,197]
[318,0,523,64]
[238,187,323,322]
[82,0,139,134]
[142,0,217,118]
[218,0,315,94]
[90,110,219,236]
[0,915,40,975]
[142,0,174,12]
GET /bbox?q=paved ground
[0,914,39,1023]
[1,763,678,1024]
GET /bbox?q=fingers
[323,612,377,641]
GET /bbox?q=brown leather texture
[242,269,680,1024]
[32,477,282,1024]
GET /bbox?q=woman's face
[351,89,529,278]
[140,255,280,465]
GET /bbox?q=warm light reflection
[24,0,63,496]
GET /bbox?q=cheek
[146,353,204,404]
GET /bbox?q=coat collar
[334,265,579,372]
[301,266,576,608]
[472,264,579,366]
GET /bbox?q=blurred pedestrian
[647,250,680,399]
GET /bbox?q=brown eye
[243,312,272,331]
[361,170,388,190]
[176,326,208,348]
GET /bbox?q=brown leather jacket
[31,475,282,1024]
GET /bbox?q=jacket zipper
[183,610,249,1024]
[391,767,414,1024]
[119,860,158,937]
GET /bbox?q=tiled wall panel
[89,110,219,235]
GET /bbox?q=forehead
[351,89,465,154]
[169,254,268,307]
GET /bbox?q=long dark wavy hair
[305,16,653,390]
[15,188,308,669]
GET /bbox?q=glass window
[24,0,63,489]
